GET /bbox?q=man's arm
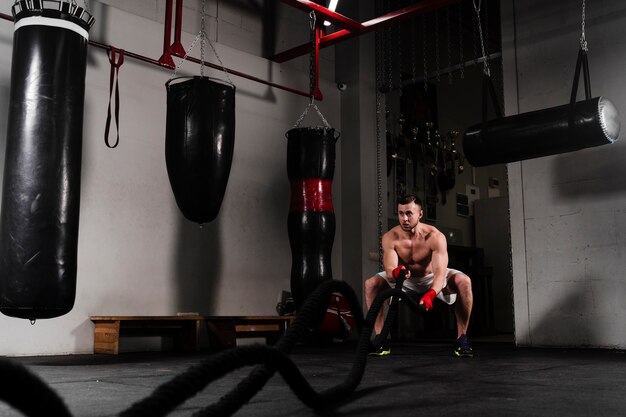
[419,232,449,311]
[382,233,399,281]
[429,232,449,294]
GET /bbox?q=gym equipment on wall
[0,1,94,320]
[463,0,620,167]
[165,0,236,224]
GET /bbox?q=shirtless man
[365,195,473,357]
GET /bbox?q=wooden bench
[90,315,294,354]
[204,316,294,349]
[90,316,204,355]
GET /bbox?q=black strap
[482,71,503,123]
[570,47,592,106]
[105,47,124,149]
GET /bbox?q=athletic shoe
[453,334,474,357]
[369,340,391,356]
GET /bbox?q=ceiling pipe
[273,0,461,63]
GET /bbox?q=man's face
[397,202,422,231]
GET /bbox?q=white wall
[0,0,341,355]
[503,0,626,348]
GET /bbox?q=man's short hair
[397,194,422,207]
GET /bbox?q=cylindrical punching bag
[286,127,339,310]
[165,77,236,224]
[0,2,94,319]
[463,98,620,167]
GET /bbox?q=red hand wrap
[420,289,437,311]
[392,265,406,279]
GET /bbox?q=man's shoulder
[422,224,446,241]
[382,226,403,242]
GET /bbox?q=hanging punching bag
[464,96,620,166]
[286,127,339,310]
[0,2,95,319]
[165,77,236,224]
[464,49,620,167]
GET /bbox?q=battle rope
[0,357,72,417]
[0,272,422,417]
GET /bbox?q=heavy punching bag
[165,77,236,224]
[464,49,620,167]
[286,127,339,310]
[0,2,95,319]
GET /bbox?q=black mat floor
[2,341,626,416]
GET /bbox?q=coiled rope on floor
[0,272,423,417]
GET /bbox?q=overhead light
[324,0,339,26]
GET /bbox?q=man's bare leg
[449,273,473,338]
[364,274,389,335]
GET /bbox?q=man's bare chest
[396,239,432,265]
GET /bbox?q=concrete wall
[502,0,626,348]
[0,0,341,355]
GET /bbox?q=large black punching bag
[286,127,339,309]
[165,77,236,224]
[0,2,94,319]
[463,96,620,166]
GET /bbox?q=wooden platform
[90,315,294,354]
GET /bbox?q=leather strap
[105,47,124,148]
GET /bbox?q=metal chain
[172,32,202,79]
[435,10,440,82]
[200,0,207,77]
[293,10,330,128]
[422,14,428,91]
[387,0,393,91]
[485,0,490,59]
[446,6,452,85]
[172,0,233,85]
[472,0,478,66]
[396,3,402,92]
[459,0,464,79]
[580,0,588,51]
[411,16,416,81]
[308,11,316,98]
[375,0,384,271]
[472,0,490,76]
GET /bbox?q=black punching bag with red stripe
[0,2,94,319]
[286,127,338,310]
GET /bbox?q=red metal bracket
[158,0,186,68]
[312,22,323,101]
[273,0,461,63]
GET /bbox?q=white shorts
[376,268,464,305]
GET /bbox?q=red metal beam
[0,12,314,99]
[273,0,461,63]
[280,0,365,32]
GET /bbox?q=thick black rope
[121,273,417,417]
[0,274,417,417]
[0,358,72,417]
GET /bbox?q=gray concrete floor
[2,341,626,416]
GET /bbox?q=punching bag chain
[472,0,490,76]
[293,11,330,129]
[375,0,384,271]
[458,0,465,79]
[435,10,440,82]
[171,0,233,85]
[580,0,588,51]
[422,14,428,91]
